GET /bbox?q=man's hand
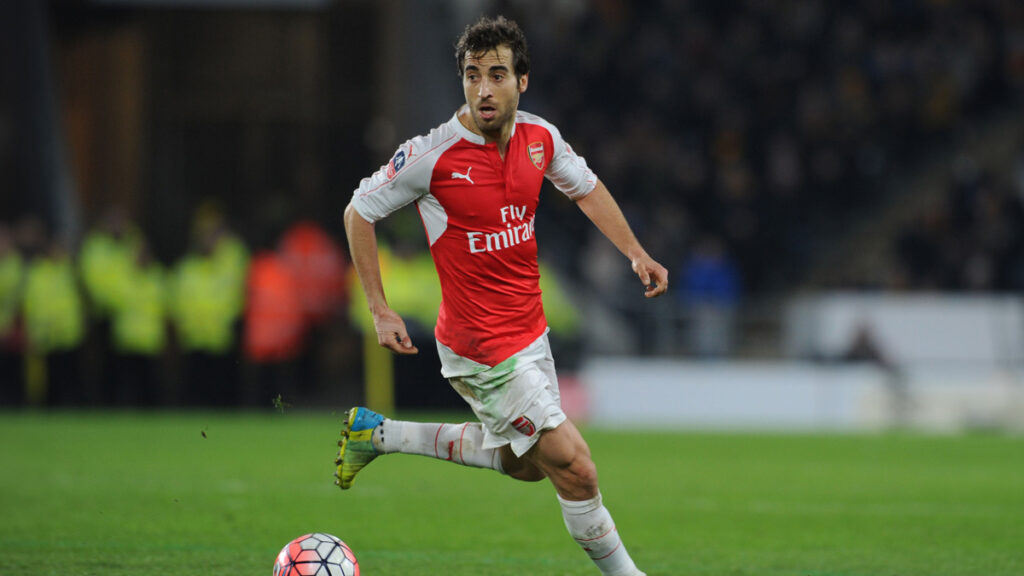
[574,182,669,299]
[372,307,419,355]
[631,255,669,298]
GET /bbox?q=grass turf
[0,410,1022,575]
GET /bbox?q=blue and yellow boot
[334,407,384,489]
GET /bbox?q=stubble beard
[472,99,517,140]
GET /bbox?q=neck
[458,105,513,154]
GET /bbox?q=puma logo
[451,167,474,184]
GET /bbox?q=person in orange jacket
[278,221,349,327]
[242,249,305,406]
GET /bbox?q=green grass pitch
[1,410,1021,575]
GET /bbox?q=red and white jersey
[351,110,596,367]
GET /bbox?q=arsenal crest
[528,141,545,170]
[512,415,537,437]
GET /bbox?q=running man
[337,16,668,576]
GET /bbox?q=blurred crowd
[0,205,358,407]
[516,0,1024,298]
[889,148,1024,291]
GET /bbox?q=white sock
[372,419,503,473]
[558,493,644,576]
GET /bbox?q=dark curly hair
[454,16,530,79]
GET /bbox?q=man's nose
[478,78,493,98]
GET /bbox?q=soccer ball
[273,532,359,576]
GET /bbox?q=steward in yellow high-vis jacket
[22,241,85,405]
[110,244,168,406]
[171,228,248,406]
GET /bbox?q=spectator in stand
[0,223,25,405]
[277,220,350,397]
[278,221,349,328]
[680,235,740,357]
[171,209,248,406]
[109,240,168,407]
[243,248,305,407]
[22,235,85,405]
[78,205,142,404]
[194,203,250,321]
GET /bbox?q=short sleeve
[351,141,432,223]
[544,124,597,200]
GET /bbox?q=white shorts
[437,331,567,457]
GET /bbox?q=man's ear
[518,73,529,94]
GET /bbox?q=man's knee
[558,454,598,499]
[536,430,599,499]
[569,456,598,489]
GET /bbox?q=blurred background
[2,0,1024,431]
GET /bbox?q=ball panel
[317,541,337,558]
[295,549,321,563]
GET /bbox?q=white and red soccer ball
[274,532,359,576]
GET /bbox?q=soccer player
[336,16,668,576]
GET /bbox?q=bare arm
[574,180,669,298]
[344,202,418,354]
